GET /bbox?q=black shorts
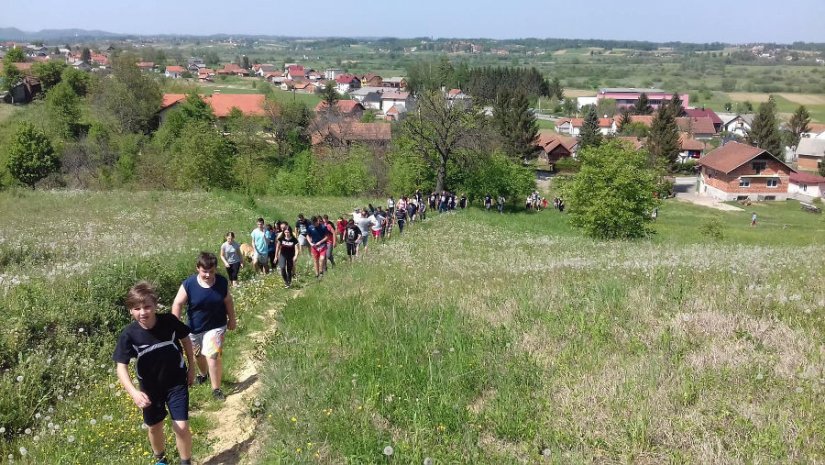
[226,262,240,281]
[346,243,357,256]
[143,384,189,426]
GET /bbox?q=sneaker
[212,388,226,401]
[195,374,208,385]
[153,455,169,465]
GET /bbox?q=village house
[800,122,825,140]
[380,91,411,114]
[795,138,825,172]
[446,88,472,109]
[382,77,407,90]
[536,130,577,164]
[137,62,156,72]
[597,88,690,110]
[324,68,343,80]
[286,65,306,80]
[684,107,724,133]
[159,93,266,120]
[293,81,318,94]
[718,113,754,137]
[556,117,616,136]
[678,136,706,163]
[314,100,365,119]
[361,73,383,87]
[216,63,248,76]
[311,121,392,148]
[164,65,186,79]
[254,64,277,77]
[697,141,795,201]
[788,172,825,199]
[676,116,717,139]
[335,74,361,94]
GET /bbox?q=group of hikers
[112,190,458,465]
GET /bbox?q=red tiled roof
[381,91,409,101]
[166,65,186,73]
[684,108,723,126]
[698,141,791,174]
[679,135,705,151]
[287,65,305,76]
[137,62,154,68]
[806,122,825,134]
[616,136,645,150]
[537,130,577,152]
[676,116,716,135]
[335,73,359,84]
[385,105,400,115]
[161,93,187,109]
[615,114,654,127]
[205,93,266,117]
[790,172,825,184]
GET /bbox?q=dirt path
[199,288,303,464]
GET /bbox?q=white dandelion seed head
[67,435,75,443]
[90,419,97,426]
[78,328,84,333]
[383,445,394,456]
[0,427,5,433]
[24,428,31,435]
[542,448,551,457]
[18,447,26,456]
[33,435,39,442]
[15,376,23,383]
[423,458,434,465]
[35,413,41,419]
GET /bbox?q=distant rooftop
[599,87,665,94]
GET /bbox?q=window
[767,178,778,188]
[752,161,767,174]
[739,178,751,188]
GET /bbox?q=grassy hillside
[256,199,825,464]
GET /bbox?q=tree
[787,105,811,149]
[747,96,783,157]
[4,47,26,63]
[225,110,274,195]
[401,90,481,192]
[81,48,92,63]
[46,82,81,139]
[265,99,312,160]
[562,140,660,239]
[242,55,250,70]
[666,93,684,117]
[321,81,339,109]
[6,122,59,188]
[91,53,162,134]
[548,76,564,100]
[462,151,535,203]
[633,93,653,115]
[179,91,214,123]
[2,61,22,93]
[31,61,66,90]
[647,104,680,171]
[492,91,539,162]
[616,108,632,133]
[170,121,235,190]
[61,67,91,96]
[579,105,603,149]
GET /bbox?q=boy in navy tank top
[172,252,237,401]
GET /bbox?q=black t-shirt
[396,209,407,221]
[345,225,361,244]
[112,313,191,394]
[278,236,297,257]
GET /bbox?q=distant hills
[0,27,127,41]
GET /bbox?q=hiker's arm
[171,285,187,320]
[225,293,237,331]
[117,362,151,408]
[180,337,196,386]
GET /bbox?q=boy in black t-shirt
[113,281,196,465]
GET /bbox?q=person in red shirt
[335,216,346,244]
[322,215,337,271]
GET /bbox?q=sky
[2,0,824,44]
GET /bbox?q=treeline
[406,57,563,103]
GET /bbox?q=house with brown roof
[382,77,407,90]
[535,130,577,163]
[286,65,306,80]
[314,100,365,118]
[801,122,825,140]
[697,141,795,201]
[676,116,716,139]
[795,138,825,172]
[678,136,706,162]
[361,73,382,87]
[159,93,266,119]
[684,108,723,133]
[380,91,411,114]
[335,74,361,93]
[217,63,247,76]
[311,121,392,147]
[137,62,155,72]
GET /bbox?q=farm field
[1,190,825,463]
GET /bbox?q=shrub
[699,217,725,240]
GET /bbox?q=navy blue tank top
[182,274,228,333]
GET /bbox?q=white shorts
[298,235,308,247]
[190,326,226,358]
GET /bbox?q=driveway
[672,176,744,211]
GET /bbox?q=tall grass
[257,201,825,463]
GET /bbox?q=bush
[562,141,660,239]
[461,151,535,204]
[699,217,725,240]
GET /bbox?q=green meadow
[1,190,824,463]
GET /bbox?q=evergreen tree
[6,122,59,188]
[580,105,603,149]
[788,105,811,148]
[747,96,783,157]
[617,108,632,133]
[666,93,684,117]
[633,93,653,115]
[321,81,339,109]
[492,91,539,162]
[647,105,680,171]
[81,48,92,63]
[549,76,564,100]
[179,91,214,123]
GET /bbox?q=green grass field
[2,190,825,463]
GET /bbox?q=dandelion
[67,435,75,443]
[290,417,297,423]
[542,448,552,457]
[33,435,39,442]
[383,445,394,456]
[35,413,41,419]
[90,419,97,426]
[24,428,31,434]
[756,373,764,380]
[0,427,5,433]
[8,454,13,461]
[78,328,85,333]
[18,447,26,456]
[424,458,434,465]
[16,375,23,383]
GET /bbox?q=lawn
[0,103,21,123]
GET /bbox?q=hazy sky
[2,0,824,43]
